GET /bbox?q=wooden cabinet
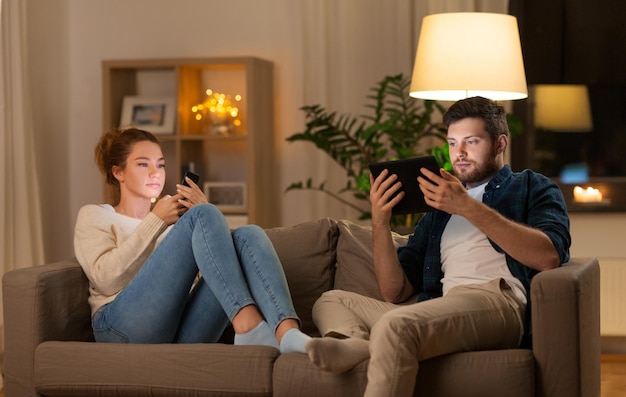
[102,57,278,228]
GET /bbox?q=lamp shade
[410,12,528,101]
[533,85,593,132]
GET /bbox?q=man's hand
[418,167,474,215]
[369,169,404,227]
[419,167,560,271]
[369,169,414,302]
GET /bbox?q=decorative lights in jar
[191,89,243,136]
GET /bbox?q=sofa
[3,218,601,397]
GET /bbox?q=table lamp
[533,85,593,132]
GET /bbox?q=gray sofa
[3,218,601,396]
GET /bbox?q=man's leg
[312,289,402,339]
[306,290,400,373]
[364,279,525,397]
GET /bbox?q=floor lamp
[409,12,528,102]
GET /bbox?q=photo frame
[204,182,247,211]
[120,96,176,134]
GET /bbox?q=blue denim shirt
[397,166,571,346]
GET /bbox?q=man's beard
[453,148,500,185]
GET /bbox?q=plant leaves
[285,73,460,227]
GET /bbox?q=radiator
[600,259,626,336]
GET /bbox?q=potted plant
[286,73,450,229]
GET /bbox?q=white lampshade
[533,85,593,132]
[410,12,528,101]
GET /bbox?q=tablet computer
[368,155,440,215]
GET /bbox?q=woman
[74,127,310,352]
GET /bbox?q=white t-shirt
[440,182,527,305]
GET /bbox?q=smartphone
[181,171,200,187]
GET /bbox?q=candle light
[573,186,603,203]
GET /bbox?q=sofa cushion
[333,220,409,300]
[272,349,534,397]
[273,353,368,397]
[35,341,278,397]
[414,350,535,397]
[265,218,339,336]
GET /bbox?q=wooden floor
[0,355,623,396]
[602,355,626,397]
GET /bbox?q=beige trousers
[312,279,525,397]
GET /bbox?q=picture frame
[204,182,247,211]
[120,96,176,134]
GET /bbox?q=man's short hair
[443,96,509,140]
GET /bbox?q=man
[303,96,571,396]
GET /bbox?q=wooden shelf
[102,57,278,228]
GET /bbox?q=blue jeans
[92,203,298,344]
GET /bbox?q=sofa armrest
[3,258,93,397]
[531,257,601,397]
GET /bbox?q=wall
[26,1,626,275]
[26,0,72,264]
[26,0,452,262]
[27,0,309,261]
[569,213,626,258]
[569,213,626,352]
[510,0,626,84]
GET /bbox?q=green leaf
[507,113,523,137]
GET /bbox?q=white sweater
[74,204,169,316]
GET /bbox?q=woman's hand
[176,176,208,210]
[152,194,186,225]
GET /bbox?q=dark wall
[510,0,626,84]
[509,0,626,178]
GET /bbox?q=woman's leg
[94,203,290,345]
[173,277,230,343]
[94,204,258,344]
[230,225,316,353]
[230,225,300,334]
[184,204,258,323]
[92,207,228,343]
[182,204,282,347]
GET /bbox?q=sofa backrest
[265,218,339,336]
[266,218,410,335]
[333,220,409,301]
